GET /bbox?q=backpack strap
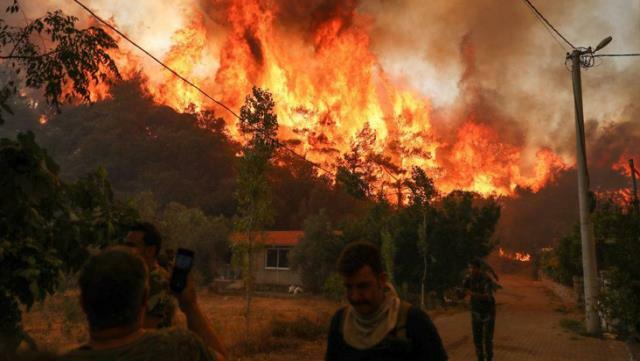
[394,301,412,339]
[337,306,348,335]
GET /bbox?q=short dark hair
[79,248,148,331]
[337,241,384,276]
[130,222,162,254]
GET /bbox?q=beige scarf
[342,283,401,350]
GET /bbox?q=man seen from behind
[62,247,227,361]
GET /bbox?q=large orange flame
[85,0,570,197]
[499,248,531,262]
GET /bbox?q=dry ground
[22,273,629,361]
[21,289,340,360]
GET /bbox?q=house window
[265,247,290,270]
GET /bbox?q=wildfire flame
[612,155,639,178]
[84,0,571,196]
[498,248,531,262]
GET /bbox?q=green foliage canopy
[290,210,343,293]
[0,132,137,352]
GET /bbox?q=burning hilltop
[17,0,640,201]
[32,0,579,198]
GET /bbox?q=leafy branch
[0,2,120,124]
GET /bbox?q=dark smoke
[243,28,264,65]
[497,118,639,253]
[360,0,640,251]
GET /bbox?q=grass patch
[230,315,328,358]
[231,332,298,356]
[270,316,326,341]
[559,318,587,336]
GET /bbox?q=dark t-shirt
[325,306,448,361]
[463,273,497,314]
[61,328,216,361]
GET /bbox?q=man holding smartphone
[62,247,228,361]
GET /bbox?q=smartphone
[170,248,194,293]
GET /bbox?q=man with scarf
[463,258,500,361]
[325,242,448,361]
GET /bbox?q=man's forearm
[183,301,228,360]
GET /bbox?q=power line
[70,0,241,120]
[521,0,568,52]
[520,0,576,50]
[595,53,640,57]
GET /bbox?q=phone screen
[175,253,193,269]
[170,248,194,293]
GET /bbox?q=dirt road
[434,274,628,361]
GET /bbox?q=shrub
[323,273,343,301]
[270,316,326,341]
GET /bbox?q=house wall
[252,249,302,286]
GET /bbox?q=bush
[229,316,326,357]
[270,316,326,341]
[291,211,343,293]
[130,194,231,284]
[540,237,581,287]
[0,132,137,353]
[559,318,587,336]
[544,200,640,337]
[323,273,343,301]
[598,268,640,336]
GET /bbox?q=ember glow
[61,0,576,196]
[498,248,531,263]
[612,155,639,178]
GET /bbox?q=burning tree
[233,86,278,332]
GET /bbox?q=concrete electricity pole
[630,159,639,215]
[567,36,612,335]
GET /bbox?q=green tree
[336,123,380,199]
[233,86,278,331]
[129,191,231,283]
[130,191,160,222]
[380,228,396,284]
[405,166,437,308]
[159,202,230,283]
[544,200,640,335]
[426,191,500,297]
[290,210,343,293]
[0,1,119,123]
[0,132,136,353]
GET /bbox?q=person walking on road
[463,258,500,361]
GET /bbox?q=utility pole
[630,159,640,214]
[567,38,611,334]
